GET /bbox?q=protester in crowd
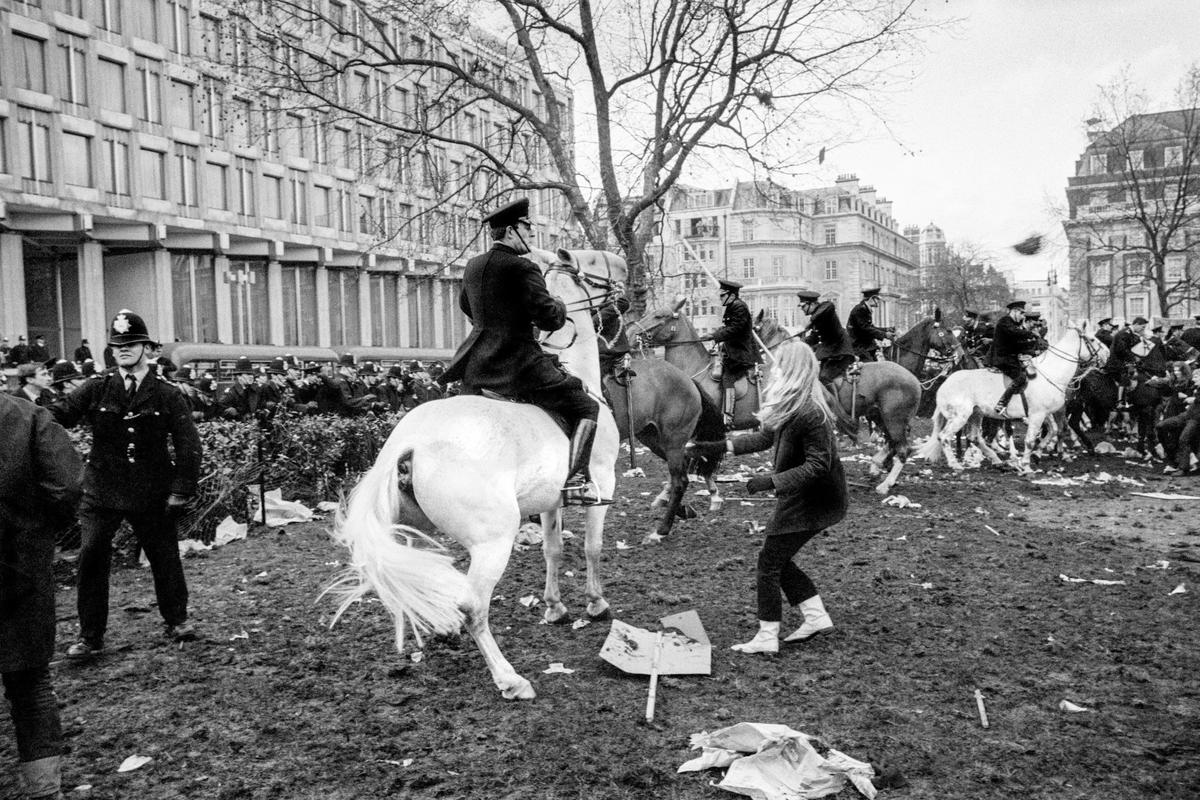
[27,336,51,365]
[687,339,847,654]
[50,361,87,397]
[1158,366,1200,477]
[322,354,375,417]
[0,392,83,799]
[217,357,260,420]
[8,363,55,406]
[73,339,92,364]
[50,309,202,660]
[8,336,29,367]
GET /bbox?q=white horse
[917,326,1104,473]
[328,247,623,700]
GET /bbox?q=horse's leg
[465,535,535,700]
[875,420,908,496]
[645,445,692,544]
[651,481,671,509]
[581,505,611,620]
[869,444,887,477]
[1068,404,1093,453]
[704,474,724,512]
[969,415,1005,466]
[938,407,971,470]
[1018,414,1046,473]
[541,509,570,624]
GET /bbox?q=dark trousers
[819,355,854,385]
[756,531,821,622]
[2,667,62,762]
[77,497,189,644]
[1157,413,1200,471]
[524,374,599,426]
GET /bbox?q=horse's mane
[894,318,930,349]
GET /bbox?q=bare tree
[1066,65,1200,319]
[912,242,1012,321]
[214,0,927,305]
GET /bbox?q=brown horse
[755,315,925,496]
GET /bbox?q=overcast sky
[815,0,1196,289]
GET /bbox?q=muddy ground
[2,423,1198,799]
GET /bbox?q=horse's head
[925,312,962,358]
[753,311,791,351]
[629,297,691,348]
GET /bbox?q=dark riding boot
[993,384,1017,415]
[563,419,603,506]
[723,388,736,430]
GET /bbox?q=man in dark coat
[1158,368,1200,476]
[322,353,376,417]
[990,300,1045,415]
[7,363,55,406]
[217,357,261,419]
[1105,316,1147,409]
[846,287,893,361]
[1,393,82,799]
[439,197,602,505]
[8,336,29,367]
[1095,318,1115,349]
[594,287,632,379]
[959,310,994,356]
[27,336,50,365]
[705,279,758,428]
[797,290,855,384]
[73,339,92,364]
[50,309,202,660]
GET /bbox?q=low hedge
[62,410,400,547]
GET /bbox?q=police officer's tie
[126,373,138,403]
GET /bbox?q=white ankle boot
[19,755,62,799]
[731,621,779,654]
[784,595,834,643]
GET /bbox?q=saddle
[479,388,572,437]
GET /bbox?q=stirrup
[993,402,1007,415]
[561,479,611,507]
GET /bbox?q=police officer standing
[990,300,1045,415]
[439,197,602,505]
[51,310,202,659]
[704,279,758,428]
[217,357,260,420]
[846,286,893,361]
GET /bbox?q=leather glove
[686,440,726,459]
[166,493,190,519]
[745,475,774,494]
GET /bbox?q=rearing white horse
[917,326,1104,472]
[327,247,623,701]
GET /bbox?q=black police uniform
[594,295,632,377]
[803,300,855,383]
[51,311,202,650]
[989,313,1043,411]
[846,295,890,360]
[711,290,758,386]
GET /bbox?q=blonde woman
[687,340,848,654]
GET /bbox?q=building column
[432,277,446,349]
[214,256,233,344]
[358,268,373,346]
[397,272,412,348]
[267,260,285,345]
[151,249,175,344]
[315,265,330,347]
[0,233,28,344]
[77,242,107,353]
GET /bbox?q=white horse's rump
[328,248,623,701]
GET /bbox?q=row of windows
[1084,145,1188,176]
[1088,254,1192,285]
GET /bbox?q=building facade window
[136,59,163,124]
[93,0,123,33]
[280,264,319,346]
[370,273,402,346]
[772,255,785,278]
[171,254,218,342]
[62,132,93,187]
[97,59,127,113]
[169,79,196,129]
[327,269,362,346]
[174,145,198,208]
[101,127,130,197]
[824,225,837,245]
[741,257,756,279]
[204,161,229,210]
[263,174,284,219]
[314,185,332,226]
[129,0,160,41]
[14,34,47,94]
[203,78,225,140]
[824,259,838,280]
[227,260,270,345]
[289,171,308,224]
[17,108,53,189]
[139,147,166,199]
[166,0,190,54]
[58,34,89,107]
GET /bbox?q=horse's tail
[917,409,945,463]
[325,442,470,653]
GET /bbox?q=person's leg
[778,531,835,642]
[994,367,1026,413]
[1177,419,1200,473]
[3,667,63,798]
[732,533,804,654]
[128,505,190,636]
[74,500,124,650]
[1157,413,1185,469]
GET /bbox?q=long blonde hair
[757,339,832,430]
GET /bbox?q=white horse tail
[326,443,470,653]
[917,410,945,463]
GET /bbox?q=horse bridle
[1034,331,1103,393]
[539,255,621,351]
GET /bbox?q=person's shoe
[18,755,62,799]
[166,621,198,642]
[561,478,609,507]
[784,595,835,643]
[65,640,103,660]
[730,621,780,654]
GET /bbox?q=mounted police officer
[702,279,758,429]
[959,310,994,357]
[51,309,202,660]
[594,283,632,379]
[796,290,855,384]
[1105,315,1147,410]
[439,197,603,505]
[1095,318,1115,349]
[846,286,893,362]
[990,300,1045,415]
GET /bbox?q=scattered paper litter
[1143,561,1170,570]
[1169,584,1187,595]
[543,662,575,674]
[117,755,152,773]
[616,540,632,550]
[409,651,424,663]
[715,473,748,483]
[1131,492,1200,501]
[1059,574,1126,586]
[229,630,249,641]
[1094,441,1117,454]
[623,467,646,478]
[1058,700,1092,713]
[571,618,590,630]
[317,500,340,512]
[249,488,316,527]
[518,594,539,608]
[375,758,414,767]
[881,495,921,509]
[515,522,543,545]
[177,515,248,555]
[694,488,711,496]
[679,722,877,800]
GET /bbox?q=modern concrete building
[0,1,574,359]
[1063,110,1199,326]
[652,175,921,334]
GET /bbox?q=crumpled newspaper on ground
[679,722,876,799]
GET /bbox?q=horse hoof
[643,532,666,545]
[501,678,536,701]
[874,483,890,496]
[708,498,724,512]
[587,605,612,622]
[676,504,697,520]
[543,603,571,625]
[650,498,667,509]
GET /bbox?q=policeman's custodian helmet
[482,198,531,229]
[108,309,155,347]
[231,356,255,374]
[338,352,357,368]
